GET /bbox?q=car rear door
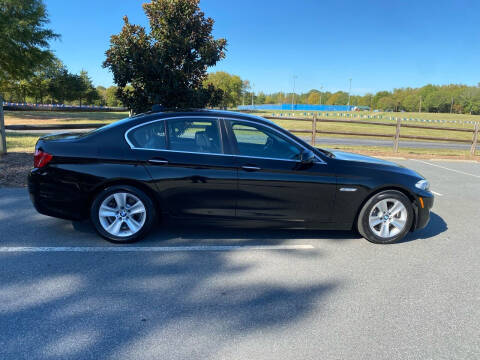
[126,116,236,219]
[225,118,336,225]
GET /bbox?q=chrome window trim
[124,115,326,164]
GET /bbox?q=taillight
[34,149,53,168]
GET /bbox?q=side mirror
[300,149,315,164]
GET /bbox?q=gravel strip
[0,152,32,187]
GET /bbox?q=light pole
[319,85,323,105]
[291,75,297,110]
[251,83,254,107]
[347,78,352,109]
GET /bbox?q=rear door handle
[241,165,261,171]
[148,158,169,165]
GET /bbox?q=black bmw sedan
[28,110,433,244]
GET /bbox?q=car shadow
[72,219,360,246]
[400,212,447,243]
[73,212,446,246]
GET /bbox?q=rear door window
[167,118,222,154]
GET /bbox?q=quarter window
[127,121,166,150]
[167,118,222,154]
[231,122,302,160]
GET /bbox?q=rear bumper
[413,192,434,230]
[28,168,88,221]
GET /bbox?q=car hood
[331,150,402,167]
[330,150,425,179]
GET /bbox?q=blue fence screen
[237,104,357,111]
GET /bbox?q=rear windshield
[79,117,133,137]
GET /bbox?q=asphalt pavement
[0,159,479,360]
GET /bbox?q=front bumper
[413,192,434,230]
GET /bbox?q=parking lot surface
[0,159,479,360]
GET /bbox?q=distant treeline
[0,59,122,108]
[244,85,480,115]
[3,65,480,115]
[205,72,480,115]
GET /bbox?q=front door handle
[148,158,169,165]
[241,165,261,172]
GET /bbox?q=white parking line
[0,245,315,253]
[412,159,480,179]
[431,191,443,196]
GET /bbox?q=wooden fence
[264,115,479,155]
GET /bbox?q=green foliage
[0,59,107,106]
[103,0,227,113]
[306,91,320,105]
[204,71,243,108]
[0,0,59,82]
[326,91,349,105]
[247,83,480,115]
[97,86,123,107]
[78,70,100,105]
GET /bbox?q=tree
[97,85,123,107]
[103,0,227,114]
[326,91,349,105]
[204,71,243,108]
[0,0,58,154]
[105,86,122,107]
[306,91,320,104]
[78,70,100,106]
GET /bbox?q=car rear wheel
[357,190,413,244]
[90,185,155,243]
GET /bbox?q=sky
[44,0,480,95]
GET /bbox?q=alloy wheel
[368,198,408,238]
[98,192,146,237]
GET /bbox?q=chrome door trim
[241,165,262,171]
[148,159,169,164]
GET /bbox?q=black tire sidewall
[90,185,155,243]
[358,190,413,244]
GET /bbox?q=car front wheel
[90,185,156,243]
[357,190,413,244]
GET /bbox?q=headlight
[415,179,430,191]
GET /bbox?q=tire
[357,190,413,244]
[90,185,156,243]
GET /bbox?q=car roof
[89,109,277,138]
[132,109,275,124]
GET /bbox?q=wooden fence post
[0,95,6,155]
[393,118,401,153]
[471,122,479,156]
[311,113,317,146]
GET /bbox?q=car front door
[126,116,236,219]
[225,119,336,226]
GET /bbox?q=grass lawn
[251,110,478,143]
[252,109,480,123]
[5,133,45,152]
[4,110,129,125]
